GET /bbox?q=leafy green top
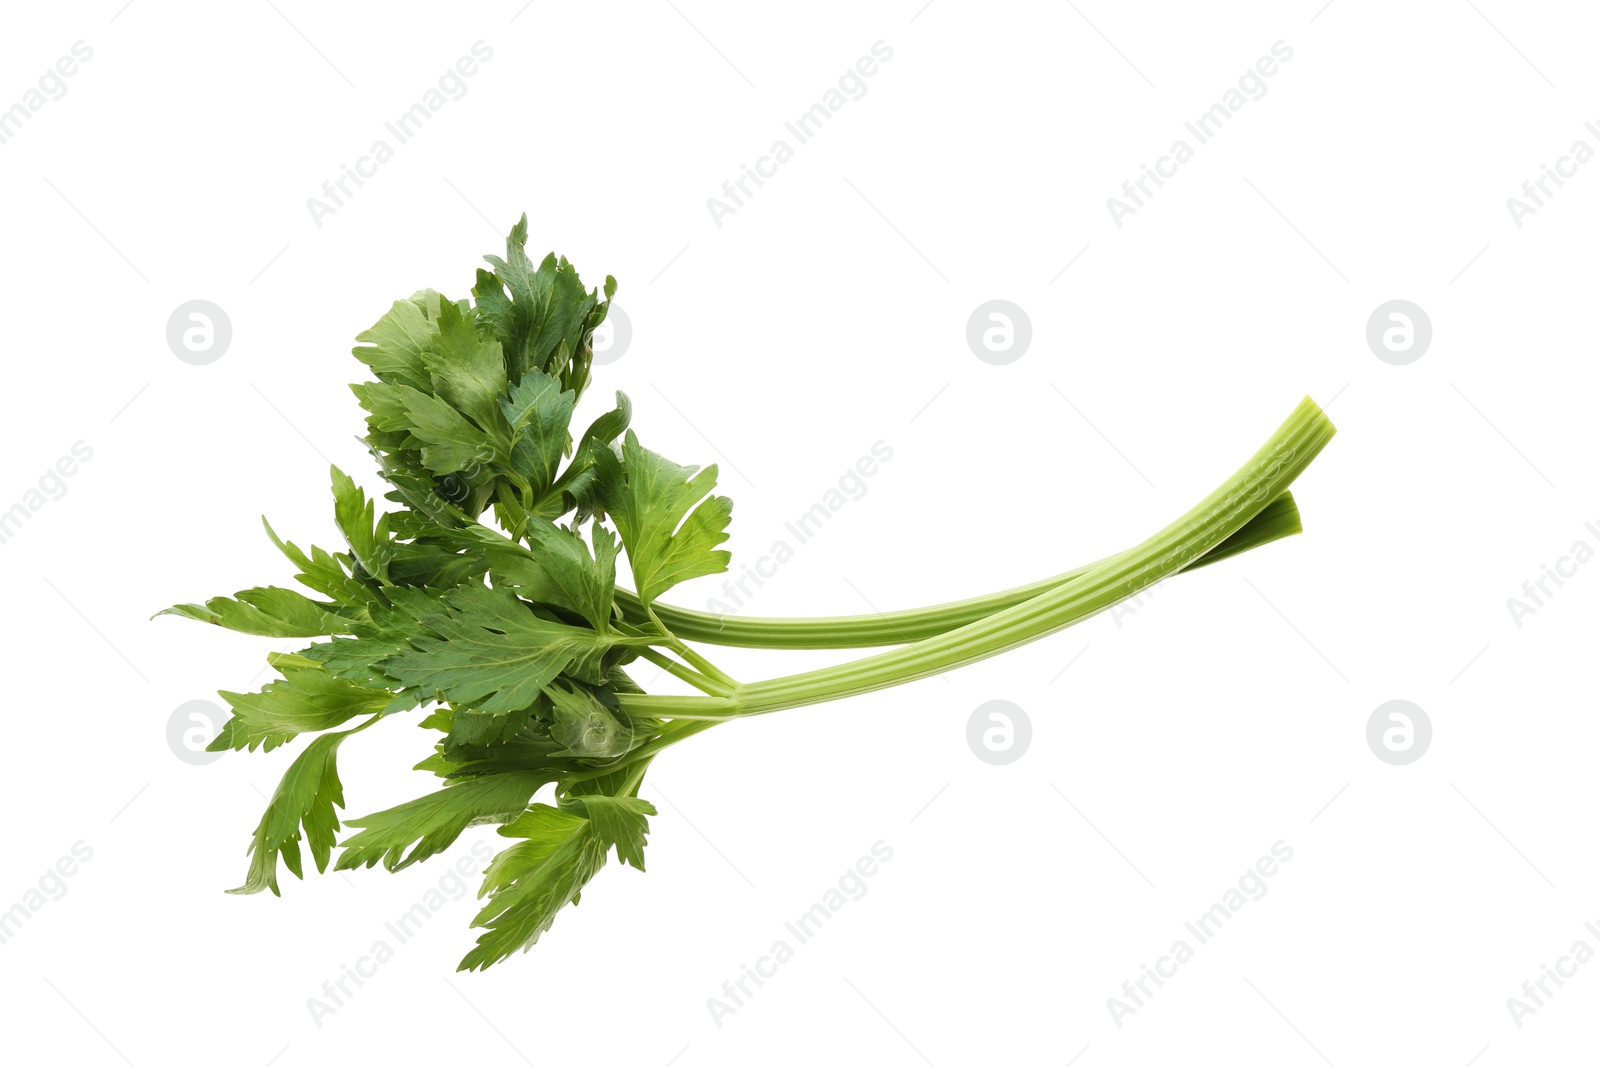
[162,216,728,969]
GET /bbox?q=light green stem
[615,397,1335,721]
[613,491,1302,649]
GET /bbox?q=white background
[1,1,1596,1064]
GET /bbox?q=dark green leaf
[375,585,620,714]
[500,368,574,496]
[158,586,352,638]
[350,290,451,393]
[422,300,509,434]
[263,518,379,607]
[599,431,733,604]
[562,793,655,871]
[330,466,392,584]
[337,771,549,872]
[489,519,616,632]
[229,728,358,896]
[457,792,656,970]
[472,215,603,385]
[213,668,392,753]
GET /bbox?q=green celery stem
[615,490,1302,650]
[615,397,1335,721]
